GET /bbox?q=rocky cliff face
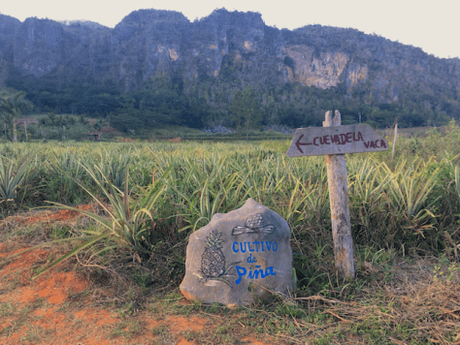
[0,14,21,86]
[1,8,459,106]
[9,17,112,86]
[13,18,66,77]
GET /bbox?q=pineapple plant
[201,230,226,278]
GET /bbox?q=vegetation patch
[1,129,460,342]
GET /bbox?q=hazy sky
[1,0,459,59]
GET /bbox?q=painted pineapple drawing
[201,230,226,278]
[232,213,275,236]
[200,230,240,286]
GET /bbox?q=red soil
[0,208,273,344]
[21,204,92,226]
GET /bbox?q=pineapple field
[2,122,460,343]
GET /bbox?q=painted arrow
[295,134,312,153]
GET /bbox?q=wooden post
[323,110,355,279]
[24,121,28,141]
[392,123,398,160]
[13,120,17,142]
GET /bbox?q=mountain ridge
[1,8,459,129]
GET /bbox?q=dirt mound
[21,204,92,226]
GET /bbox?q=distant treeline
[10,74,452,133]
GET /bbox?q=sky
[1,0,459,59]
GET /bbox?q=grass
[2,134,460,271]
[109,320,143,339]
[2,124,460,342]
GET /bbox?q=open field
[9,113,293,142]
[2,123,460,343]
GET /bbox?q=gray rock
[180,198,294,307]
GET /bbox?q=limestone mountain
[1,9,459,129]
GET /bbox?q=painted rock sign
[287,123,388,157]
[180,198,294,307]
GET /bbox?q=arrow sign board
[287,123,389,157]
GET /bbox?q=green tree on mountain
[229,86,263,131]
[0,91,33,142]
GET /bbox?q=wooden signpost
[287,110,389,279]
[287,122,389,157]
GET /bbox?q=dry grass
[286,257,460,344]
